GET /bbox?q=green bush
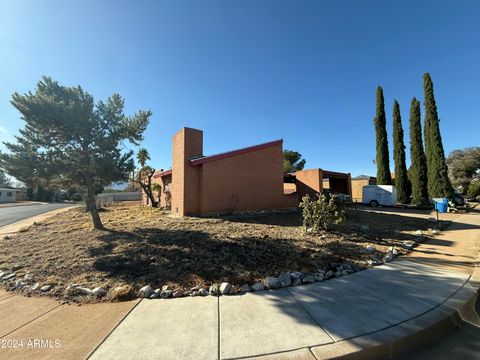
[299,194,345,232]
[467,180,480,199]
[72,193,83,201]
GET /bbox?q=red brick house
[144,127,351,216]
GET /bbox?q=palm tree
[137,148,150,167]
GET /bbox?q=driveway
[0,203,76,227]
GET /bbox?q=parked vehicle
[452,193,465,207]
[362,185,397,207]
[322,189,352,203]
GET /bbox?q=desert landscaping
[0,203,444,303]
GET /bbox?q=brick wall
[199,142,296,215]
[295,169,323,198]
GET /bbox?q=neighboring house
[15,188,27,201]
[0,188,16,203]
[143,127,351,216]
[351,175,377,203]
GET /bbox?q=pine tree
[408,98,429,204]
[0,77,151,229]
[373,86,392,185]
[423,73,454,198]
[392,100,411,203]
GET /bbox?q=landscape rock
[77,287,94,296]
[292,278,302,286]
[278,272,292,287]
[31,283,40,291]
[149,292,159,299]
[239,284,251,293]
[161,285,170,291]
[1,273,15,281]
[137,285,154,298]
[431,229,440,235]
[403,241,415,250]
[384,252,394,262]
[23,274,35,283]
[265,276,280,289]
[366,245,376,253]
[219,282,232,295]
[209,283,221,296]
[302,275,316,283]
[92,287,107,297]
[415,230,423,235]
[313,273,324,282]
[251,283,265,291]
[111,285,135,301]
[160,289,173,299]
[14,280,25,289]
[196,288,208,296]
[40,285,52,292]
[324,270,334,279]
[0,271,5,280]
[291,271,303,280]
[172,290,184,298]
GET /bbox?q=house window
[7,192,13,197]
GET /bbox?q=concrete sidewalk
[88,210,480,360]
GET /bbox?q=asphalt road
[0,203,76,227]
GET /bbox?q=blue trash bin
[432,198,448,213]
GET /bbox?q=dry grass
[0,205,434,303]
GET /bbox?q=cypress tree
[392,100,411,203]
[373,86,392,185]
[423,73,454,198]
[409,98,429,204]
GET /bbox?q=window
[7,192,13,197]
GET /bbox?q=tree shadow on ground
[89,227,336,288]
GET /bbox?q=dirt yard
[0,205,439,303]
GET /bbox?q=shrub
[467,180,480,199]
[299,194,345,232]
[72,193,83,201]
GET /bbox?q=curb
[309,225,480,360]
[309,282,477,360]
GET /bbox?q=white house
[0,188,16,203]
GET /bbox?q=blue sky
[0,1,479,177]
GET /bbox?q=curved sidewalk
[88,209,480,360]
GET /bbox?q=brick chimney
[171,128,203,216]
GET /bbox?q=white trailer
[362,185,397,207]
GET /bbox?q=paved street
[0,203,75,227]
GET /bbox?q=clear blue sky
[0,1,479,177]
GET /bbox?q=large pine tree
[409,98,429,204]
[423,73,453,198]
[373,86,392,185]
[392,100,411,203]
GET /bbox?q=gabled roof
[190,139,283,166]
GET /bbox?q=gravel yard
[0,204,438,303]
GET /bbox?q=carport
[285,168,352,199]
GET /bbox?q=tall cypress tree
[373,86,392,185]
[423,73,454,198]
[392,100,411,203]
[409,98,429,204]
